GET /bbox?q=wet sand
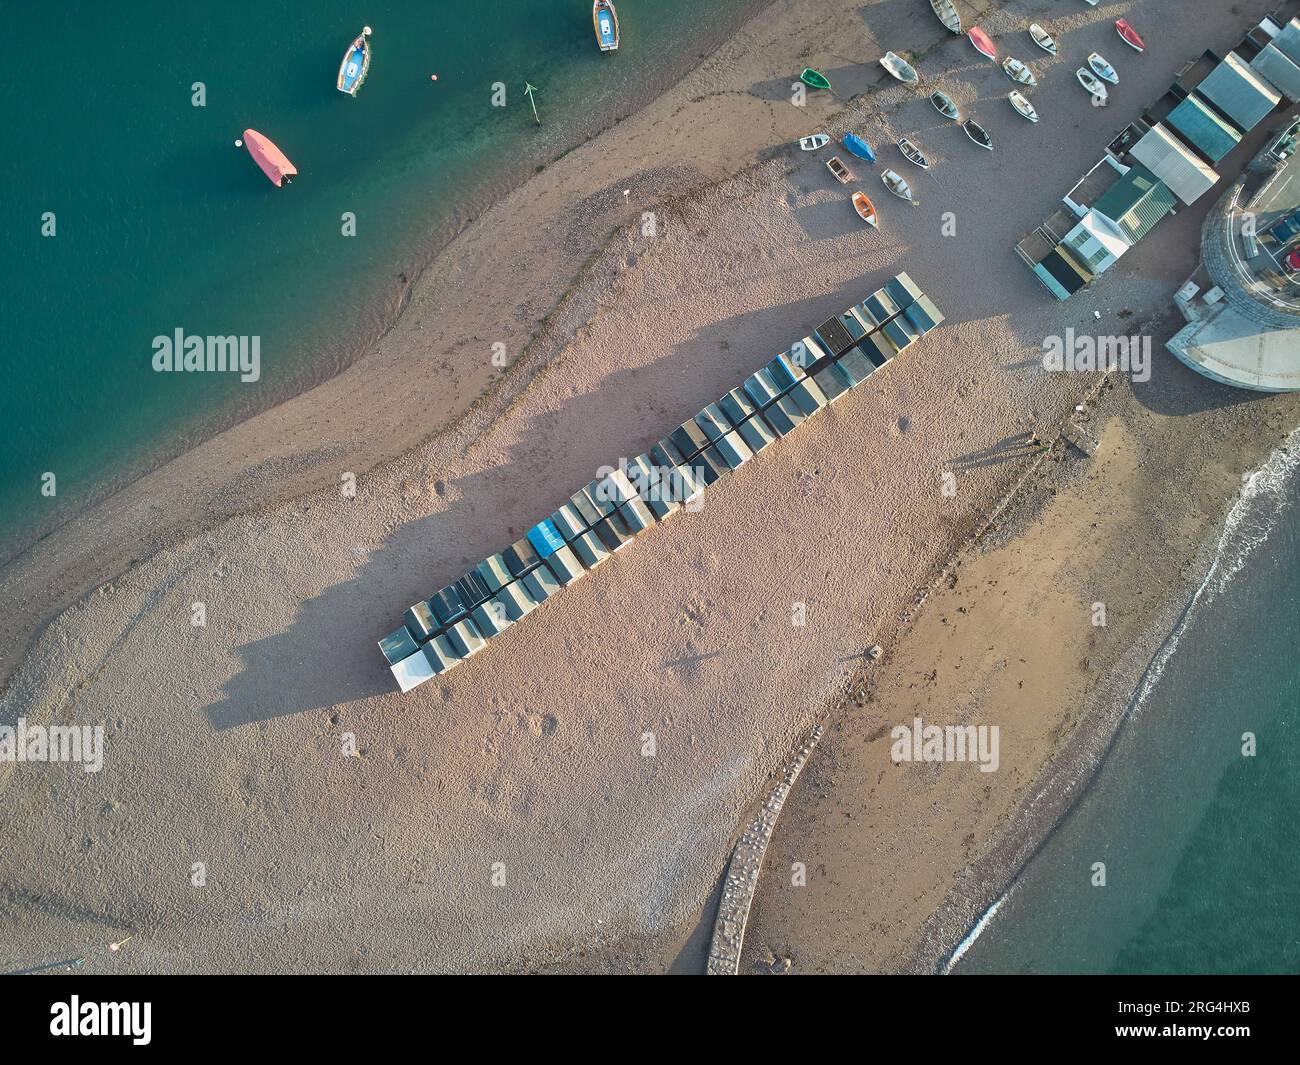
[2,0,1297,973]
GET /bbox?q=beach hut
[1167,95,1243,163]
[695,404,732,441]
[545,545,586,585]
[471,600,514,638]
[404,598,440,640]
[1251,44,1300,104]
[736,413,777,454]
[390,646,438,693]
[863,288,903,326]
[861,333,896,367]
[495,581,539,621]
[526,518,567,559]
[571,530,611,570]
[1195,52,1281,133]
[568,488,604,526]
[742,368,784,407]
[812,362,853,403]
[619,495,656,532]
[503,538,542,578]
[835,347,875,387]
[903,295,947,335]
[719,388,757,426]
[885,271,925,310]
[475,554,513,594]
[692,448,727,485]
[454,571,493,612]
[786,377,830,417]
[670,419,711,459]
[550,503,588,541]
[882,316,920,352]
[521,565,563,603]
[761,395,806,436]
[424,634,462,674]
[713,432,754,470]
[379,625,421,666]
[815,315,857,357]
[1128,124,1220,205]
[838,309,869,343]
[445,618,487,658]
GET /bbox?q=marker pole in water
[524,82,540,125]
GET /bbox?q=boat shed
[1129,124,1221,205]
[1091,165,1178,246]
[1251,44,1300,103]
[1195,52,1281,132]
[903,294,945,335]
[1060,211,1133,275]
[1033,247,1092,301]
[1167,94,1242,162]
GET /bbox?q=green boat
[800,67,831,90]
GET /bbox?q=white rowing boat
[1009,91,1039,122]
[1029,23,1057,56]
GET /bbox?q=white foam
[940,882,1017,974]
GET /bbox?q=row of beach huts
[380,272,945,692]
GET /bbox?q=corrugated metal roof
[1167,94,1242,162]
[1092,164,1177,245]
[1275,17,1300,65]
[1197,52,1281,131]
[1252,43,1300,103]
[1130,124,1220,205]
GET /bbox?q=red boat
[968,26,996,60]
[1286,248,1300,272]
[240,129,298,187]
[1116,19,1145,53]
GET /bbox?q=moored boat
[929,0,962,34]
[1089,52,1118,84]
[882,168,918,205]
[897,136,930,169]
[1116,19,1145,53]
[1003,56,1036,87]
[1029,23,1057,56]
[593,1,619,52]
[968,27,996,61]
[336,27,372,96]
[801,67,831,90]
[799,133,830,150]
[826,155,854,184]
[1076,67,1109,104]
[852,191,879,227]
[1009,91,1039,122]
[844,133,876,163]
[930,90,960,120]
[881,51,919,85]
[239,129,297,187]
[963,119,993,150]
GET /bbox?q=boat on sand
[963,119,993,150]
[897,136,930,169]
[1076,68,1109,103]
[930,90,960,120]
[1029,24,1057,56]
[968,27,996,61]
[1089,52,1119,84]
[801,67,831,90]
[929,0,961,34]
[1003,57,1036,87]
[881,51,919,85]
[852,191,879,227]
[240,129,297,187]
[826,155,854,184]
[799,133,830,150]
[1116,19,1145,53]
[336,27,372,96]
[1009,91,1039,122]
[844,133,876,162]
[882,169,918,205]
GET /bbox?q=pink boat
[1116,19,1146,53]
[968,26,996,61]
[241,129,298,187]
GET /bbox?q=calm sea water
[954,441,1300,974]
[2,0,769,559]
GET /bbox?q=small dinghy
[852,191,879,227]
[593,1,620,52]
[930,0,962,34]
[1076,68,1109,104]
[826,155,854,184]
[1009,91,1039,122]
[844,133,876,163]
[897,136,931,169]
[337,27,372,96]
[799,133,830,150]
[1089,52,1118,85]
[239,129,297,187]
[881,51,919,85]
[801,67,831,90]
[963,119,993,150]
[1029,23,1057,56]
[1116,19,1145,53]
[968,27,997,61]
[882,169,918,205]
[930,90,960,120]
[1003,56,1037,87]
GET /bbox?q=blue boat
[336,27,372,96]
[593,1,620,53]
[843,133,876,164]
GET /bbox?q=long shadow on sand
[207,284,890,730]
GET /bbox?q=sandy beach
[3,0,1298,974]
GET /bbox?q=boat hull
[1076,69,1109,103]
[1030,24,1057,55]
[881,51,919,85]
[242,129,297,186]
[930,91,959,120]
[1089,54,1118,84]
[844,133,876,163]
[799,134,829,150]
[337,31,371,96]
[963,121,993,150]
[897,137,930,169]
[852,192,878,227]
[929,0,961,34]
[968,27,996,61]
[801,68,831,90]
[593,1,619,52]
[1009,92,1039,122]
[1116,20,1145,53]
[881,170,915,203]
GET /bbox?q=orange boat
[852,191,878,228]
[241,129,298,187]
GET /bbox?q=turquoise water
[954,444,1300,974]
[2,0,768,559]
